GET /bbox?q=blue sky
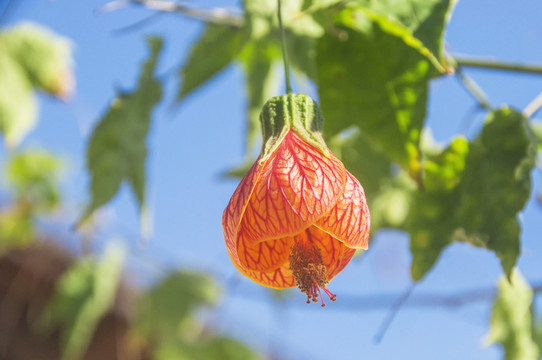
[3,0,542,359]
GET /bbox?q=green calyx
[259,93,330,162]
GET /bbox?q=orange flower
[222,94,370,306]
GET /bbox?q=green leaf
[0,209,34,252]
[317,6,444,177]
[530,121,542,151]
[0,22,73,96]
[41,242,125,360]
[409,136,469,280]
[0,149,63,252]
[78,37,163,226]
[409,108,537,281]
[455,108,537,277]
[177,23,248,102]
[155,337,261,360]
[487,270,540,360]
[6,149,62,210]
[240,39,281,156]
[355,0,455,59]
[134,271,220,343]
[0,54,36,147]
[369,171,417,232]
[0,22,73,147]
[329,127,392,199]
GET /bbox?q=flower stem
[277,0,292,94]
[453,54,542,75]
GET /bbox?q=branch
[98,0,244,27]
[455,67,493,111]
[524,91,542,118]
[231,280,542,311]
[453,54,542,75]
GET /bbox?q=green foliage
[177,23,249,101]
[41,242,126,360]
[410,108,537,280]
[487,270,540,360]
[6,150,62,210]
[0,22,72,147]
[78,37,163,226]
[134,271,220,342]
[0,149,62,252]
[329,128,392,198]
[133,271,259,359]
[317,6,444,177]
[155,337,262,360]
[354,0,454,59]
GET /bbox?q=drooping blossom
[222,93,370,306]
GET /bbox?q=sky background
[2,0,542,359]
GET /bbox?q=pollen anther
[289,239,336,306]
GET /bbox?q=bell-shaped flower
[223,93,370,306]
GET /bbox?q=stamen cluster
[289,241,336,307]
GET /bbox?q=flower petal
[222,160,266,265]
[237,230,293,272]
[316,171,370,249]
[231,261,296,289]
[302,226,357,280]
[240,130,347,243]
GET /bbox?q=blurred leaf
[531,121,542,151]
[0,150,63,252]
[155,337,261,360]
[317,6,444,178]
[0,54,36,148]
[456,108,537,277]
[410,108,537,281]
[177,23,248,102]
[370,171,417,232]
[409,136,469,280]
[329,128,392,199]
[6,149,62,210]
[42,242,125,360]
[0,22,72,147]
[0,207,34,252]
[78,37,163,226]
[134,271,220,343]
[487,270,540,360]
[239,39,281,156]
[355,0,455,59]
[0,22,73,96]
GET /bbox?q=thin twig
[373,283,416,343]
[455,67,493,111]
[524,92,542,118]
[111,11,165,35]
[453,54,542,75]
[230,280,542,310]
[98,0,244,27]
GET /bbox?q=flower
[222,94,370,306]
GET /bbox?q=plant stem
[524,91,542,118]
[456,68,493,111]
[454,54,542,75]
[277,0,292,94]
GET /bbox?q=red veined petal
[239,130,347,244]
[316,171,370,249]
[230,260,296,289]
[222,159,267,265]
[237,230,293,271]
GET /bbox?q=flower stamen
[289,239,335,307]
